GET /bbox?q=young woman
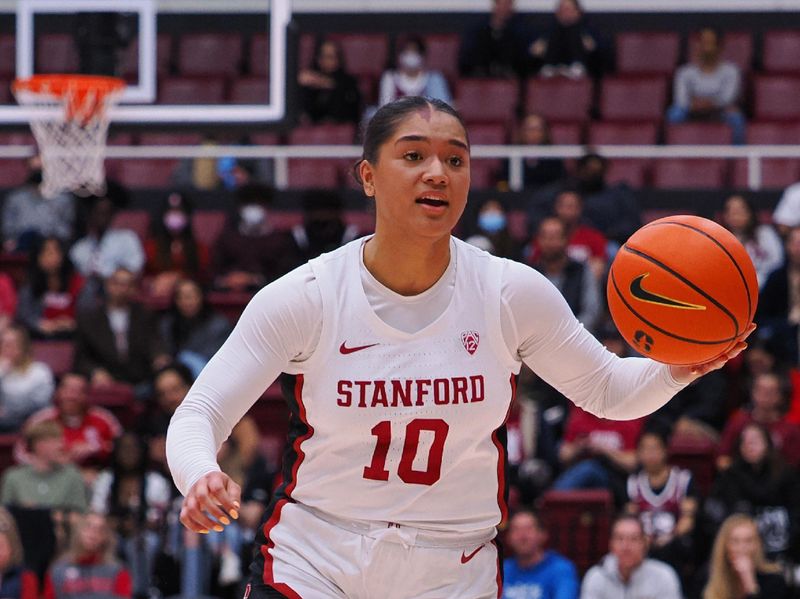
[0,325,54,432]
[167,97,750,598]
[378,36,452,107]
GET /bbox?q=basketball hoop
[12,74,125,198]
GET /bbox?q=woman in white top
[167,97,751,599]
[378,36,452,107]
[0,324,53,432]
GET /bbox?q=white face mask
[399,51,424,71]
[240,204,266,227]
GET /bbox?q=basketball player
[166,97,751,598]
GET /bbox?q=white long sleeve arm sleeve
[502,260,686,420]
[166,266,321,496]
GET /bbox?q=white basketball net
[14,80,123,199]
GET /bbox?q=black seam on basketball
[622,245,740,338]
[637,220,753,323]
[610,266,737,346]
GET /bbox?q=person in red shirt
[717,371,800,470]
[15,372,122,473]
[552,403,644,504]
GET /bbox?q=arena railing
[0,143,798,191]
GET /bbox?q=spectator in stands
[529,217,601,332]
[1,156,74,254]
[379,36,452,107]
[626,430,698,576]
[1,420,87,513]
[581,514,683,599]
[90,432,171,599]
[0,325,54,432]
[159,279,231,377]
[42,511,132,599]
[0,508,39,598]
[0,274,16,339]
[288,190,361,264]
[298,38,361,125]
[16,237,87,339]
[465,198,522,260]
[530,0,603,79]
[75,268,168,390]
[503,508,579,599]
[717,371,800,470]
[214,185,298,291]
[720,194,784,289]
[552,403,643,505]
[507,113,566,190]
[667,27,745,145]
[694,513,787,599]
[773,182,800,237]
[756,226,800,364]
[144,191,210,299]
[459,0,535,78]
[705,423,800,563]
[18,372,121,473]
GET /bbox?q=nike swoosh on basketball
[339,342,379,355]
[460,545,484,564]
[629,273,706,310]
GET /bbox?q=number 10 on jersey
[363,418,450,485]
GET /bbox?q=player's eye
[403,151,422,161]
[449,155,464,167]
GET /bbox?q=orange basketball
[607,215,758,366]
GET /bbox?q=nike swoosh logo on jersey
[339,342,380,354]
[629,273,706,310]
[460,545,484,564]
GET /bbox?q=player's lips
[415,194,449,208]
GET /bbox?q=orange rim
[13,74,125,121]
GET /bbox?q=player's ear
[359,159,376,198]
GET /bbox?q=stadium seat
[107,132,136,146]
[0,161,30,188]
[732,159,800,189]
[0,35,15,77]
[249,33,269,77]
[641,208,694,224]
[455,78,520,124]
[110,210,151,243]
[422,33,461,82]
[468,123,508,145]
[615,31,680,75]
[159,76,226,104]
[36,34,79,74]
[288,123,356,145]
[599,76,669,122]
[192,210,228,247]
[229,77,269,104]
[298,33,318,70]
[687,31,753,72]
[177,33,243,76]
[31,341,75,377]
[746,121,800,144]
[269,211,304,231]
[119,34,173,78]
[87,383,138,428]
[108,159,179,189]
[665,122,733,145]
[762,30,800,74]
[344,210,375,234]
[652,158,728,189]
[538,489,613,574]
[524,77,593,123]
[138,132,204,145]
[668,434,717,497]
[549,122,584,145]
[470,160,501,189]
[753,76,800,121]
[327,33,389,78]
[287,159,343,189]
[588,121,659,145]
[208,290,255,324]
[606,159,650,188]
[250,132,282,145]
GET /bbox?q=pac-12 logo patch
[461,330,480,355]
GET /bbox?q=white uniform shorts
[245,499,502,599]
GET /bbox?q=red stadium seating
[538,489,613,574]
[524,77,593,123]
[208,290,255,324]
[107,159,179,189]
[36,34,79,74]
[138,132,204,146]
[599,76,668,122]
[549,122,584,145]
[606,159,650,188]
[762,30,800,74]
[588,121,659,145]
[192,210,228,247]
[470,161,501,189]
[298,33,318,70]
[0,161,31,188]
[250,132,282,145]
[615,31,680,75]
[687,31,753,72]
[229,77,269,104]
[327,33,389,78]
[506,210,528,242]
[668,434,717,497]
[665,122,733,145]
[746,121,800,144]
[468,123,508,145]
[158,77,227,104]
[111,210,151,243]
[732,159,800,189]
[0,81,10,104]
[344,210,375,234]
[753,76,800,121]
[423,33,461,82]
[0,35,15,77]
[652,158,728,189]
[249,33,269,77]
[87,383,139,428]
[31,341,75,377]
[288,124,356,145]
[455,78,520,124]
[269,211,304,231]
[120,34,173,78]
[177,33,242,77]
[287,159,343,189]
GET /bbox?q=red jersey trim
[492,539,503,598]
[284,374,313,498]
[260,498,302,599]
[491,374,516,527]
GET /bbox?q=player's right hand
[180,471,241,534]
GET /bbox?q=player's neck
[363,233,451,296]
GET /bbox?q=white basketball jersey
[280,237,521,533]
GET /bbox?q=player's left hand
[670,322,756,384]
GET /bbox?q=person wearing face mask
[465,198,521,260]
[144,191,210,299]
[379,36,452,107]
[214,185,300,292]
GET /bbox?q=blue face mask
[478,211,506,234]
